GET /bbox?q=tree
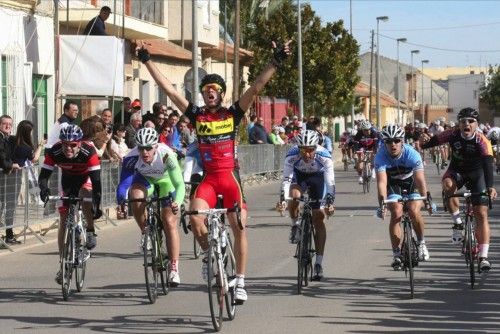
[229,0,360,118]
[480,64,500,112]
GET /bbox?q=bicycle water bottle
[221,229,227,248]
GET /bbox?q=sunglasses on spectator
[201,83,223,93]
[138,146,154,151]
[299,147,316,154]
[384,138,402,145]
[459,118,476,124]
[62,141,80,148]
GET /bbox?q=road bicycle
[47,195,91,301]
[292,193,319,294]
[126,190,171,304]
[182,203,242,332]
[382,192,428,299]
[445,190,491,289]
[432,147,442,175]
[361,150,373,193]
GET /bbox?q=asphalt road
[1,161,499,334]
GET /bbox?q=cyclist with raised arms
[135,40,292,303]
[420,108,497,271]
[280,129,335,280]
[117,128,185,286]
[375,125,432,270]
[38,125,102,284]
[353,120,380,184]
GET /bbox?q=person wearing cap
[83,6,111,36]
[269,125,285,145]
[420,107,497,272]
[135,39,292,304]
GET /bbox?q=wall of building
[0,5,55,138]
[448,73,484,118]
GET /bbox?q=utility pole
[349,0,355,127]
[192,0,199,105]
[297,0,304,120]
[376,15,389,129]
[233,0,240,103]
[368,30,374,124]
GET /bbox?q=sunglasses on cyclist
[62,141,80,148]
[138,146,154,151]
[299,147,316,154]
[201,83,223,93]
[384,138,402,145]
[459,118,476,125]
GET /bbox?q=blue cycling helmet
[59,124,83,142]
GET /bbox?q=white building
[448,73,485,118]
[0,0,54,141]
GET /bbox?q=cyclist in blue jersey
[280,130,335,280]
[375,124,432,270]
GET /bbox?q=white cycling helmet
[418,123,427,129]
[381,124,405,140]
[135,127,158,147]
[491,131,499,140]
[414,119,420,124]
[449,121,456,127]
[295,130,319,147]
[359,120,371,130]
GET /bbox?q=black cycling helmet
[199,74,226,93]
[457,107,480,122]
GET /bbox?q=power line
[380,33,500,53]
[353,20,500,32]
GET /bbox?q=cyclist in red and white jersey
[135,40,292,303]
[38,125,102,284]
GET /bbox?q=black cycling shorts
[443,167,488,206]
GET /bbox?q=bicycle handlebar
[47,195,92,202]
[125,195,173,204]
[383,195,427,204]
[445,191,492,209]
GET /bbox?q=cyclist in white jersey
[280,130,335,280]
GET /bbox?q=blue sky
[308,0,500,69]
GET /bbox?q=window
[1,53,24,124]
[199,0,211,26]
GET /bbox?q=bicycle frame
[47,195,90,301]
[383,194,426,298]
[446,191,491,289]
[182,204,241,332]
[361,151,373,193]
[126,192,172,303]
[293,193,318,294]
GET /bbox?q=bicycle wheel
[207,243,224,331]
[155,217,170,296]
[61,228,74,301]
[302,219,311,287]
[403,222,415,299]
[193,235,202,259]
[436,152,441,175]
[75,242,87,292]
[224,236,236,320]
[464,219,476,289]
[143,226,158,304]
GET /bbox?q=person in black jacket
[0,115,21,245]
[83,6,111,36]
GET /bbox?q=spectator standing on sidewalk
[0,115,21,245]
[46,100,79,148]
[83,6,111,36]
[125,112,142,149]
[249,117,268,144]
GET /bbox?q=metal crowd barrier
[1,144,288,251]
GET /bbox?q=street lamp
[410,49,420,123]
[396,37,407,125]
[376,15,389,128]
[421,59,429,123]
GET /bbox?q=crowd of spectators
[247,114,333,154]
